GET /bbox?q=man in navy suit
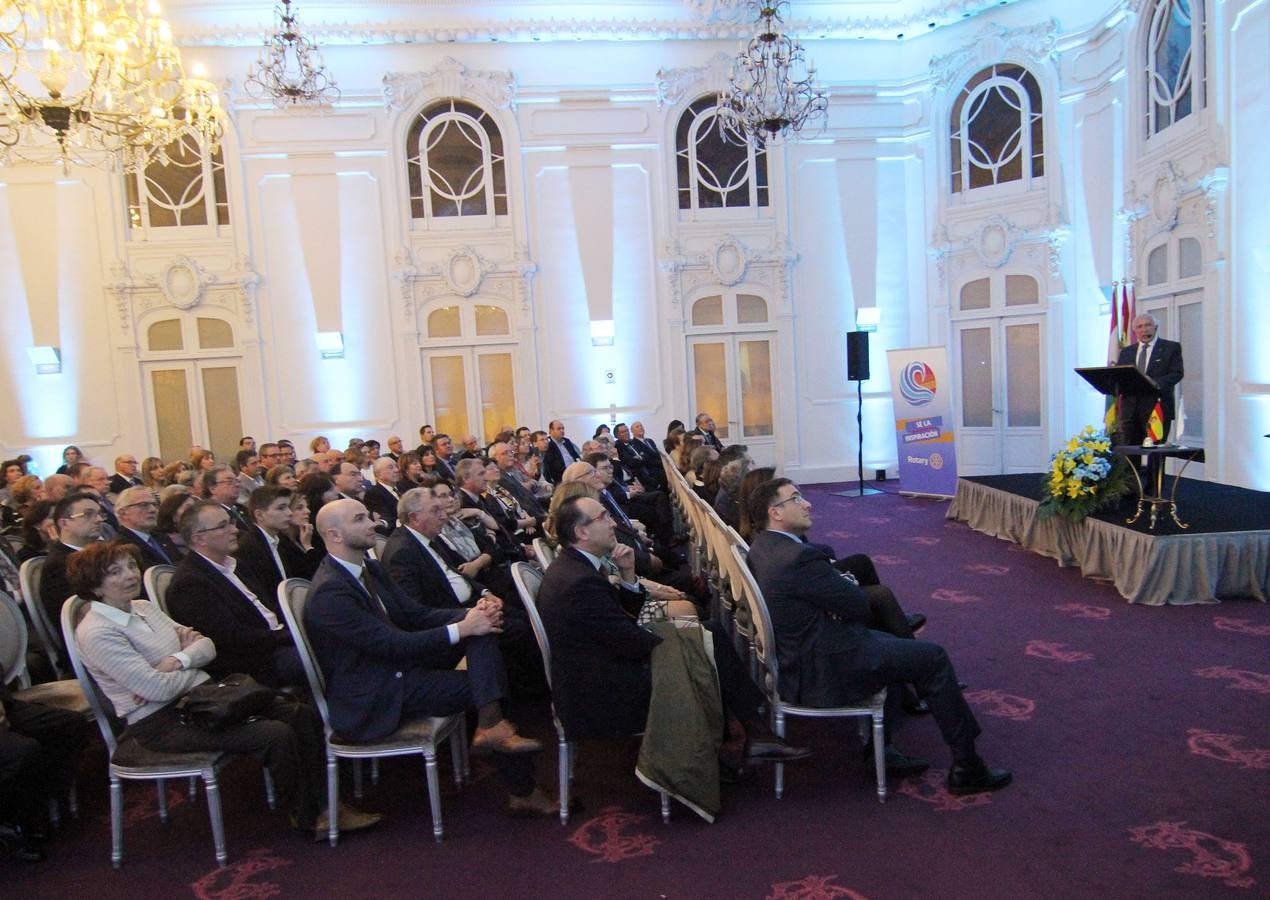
[542,420,582,484]
[303,498,558,816]
[745,477,1011,795]
[1116,312,1184,444]
[688,413,725,452]
[233,485,321,602]
[113,486,172,573]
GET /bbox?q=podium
[1075,364,1160,437]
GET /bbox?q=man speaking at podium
[1116,313,1184,444]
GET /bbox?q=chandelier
[717,1,828,143]
[0,0,225,171]
[244,0,338,107]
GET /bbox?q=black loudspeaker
[846,331,870,382]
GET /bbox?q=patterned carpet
[5,484,1266,898]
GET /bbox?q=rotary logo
[899,361,937,406]
[929,452,944,470]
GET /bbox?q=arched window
[126,129,230,233]
[950,64,1044,194]
[1146,0,1205,136]
[675,96,769,211]
[406,99,508,221]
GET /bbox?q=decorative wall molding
[106,256,261,333]
[384,57,517,113]
[929,18,1059,88]
[655,52,734,109]
[394,243,537,320]
[659,233,798,309]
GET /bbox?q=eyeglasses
[195,520,234,534]
[119,501,158,511]
[582,511,613,526]
[65,508,102,521]
[771,492,808,508]
[214,478,237,486]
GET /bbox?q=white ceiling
[159,0,1033,46]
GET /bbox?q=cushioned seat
[13,679,90,715]
[111,737,224,771]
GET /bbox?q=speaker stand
[832,377,882,498]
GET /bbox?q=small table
[1111,445,1206,530]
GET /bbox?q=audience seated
[303,499,557,817]
[69,541,378,843]
[744,477,1011,794]
[40,492,105,653]
[234,486,321,604]
[362,457,403,533]
[165,501,305,689]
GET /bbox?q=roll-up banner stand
[885,346,959,499]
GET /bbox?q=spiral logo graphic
[899,361,937,406]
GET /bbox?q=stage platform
[946,474,1270,605]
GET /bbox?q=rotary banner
[885,346,959,498]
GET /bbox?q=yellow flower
[1067,439,1079,452]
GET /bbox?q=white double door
[953,315,1048,475]
[421,346,517,445]
[686,333,777,464]
[142,359,245,463]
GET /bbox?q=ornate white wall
[2,0,1265,489]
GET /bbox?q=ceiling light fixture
[244,0,339,107]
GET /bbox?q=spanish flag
[1147,401,1166,443]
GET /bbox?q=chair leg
[263,768,277,810]
[660,791,670,824]
[871,712,887,803]
[352,759,364,800]
[204,771,227,867]
[774,710,786,800]
[68,779,78,817]
[371,758,380,785]
[423,749,444,842]
[449,731,465,787]
[48,796,61,827]
[558,739,570,826]
[327,754,340,847]
[110,775,124,868]
[188,775,197,800]
[157,779,170,823]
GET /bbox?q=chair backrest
[18,556,65,677]
[276,578,336,734]
[509,562,552,688]
[143,564,178,616]
[728,544,782,699]
[532,537,557,568]
[370,534,388,561]
[0,589,32,688]
[60,595,125,753]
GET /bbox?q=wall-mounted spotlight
[855,307,881,333]
[28,346,62,374]
[590,319,615,347]
[316,331,345,359]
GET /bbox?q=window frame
[675,95,770,217]
[949,63,1046,198]
[405,98,509,228]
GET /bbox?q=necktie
[147,534,172,564]
[1136,343,1149,373]
[359,566,392,621]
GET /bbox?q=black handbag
[176,674,276,731]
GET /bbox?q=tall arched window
[675,96,768,211]
[406,99,508,222]
[1146,0,1205,136]
[126,129,230,234]
[950,64,1044,194]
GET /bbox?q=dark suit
[537,547,761,740]
[542,437,581,485]
[108,473,142,496]
[116,527,173,570]
[498,473,545,521]
[233,525,319,606]
[166,551,300,687]
[616,439,665,490]
[363,483,402,533]
[302,556,495,742]
[1116,337,1184,443]
[39,542,80,655]
[747,529,980,760]
[688,427,724,452]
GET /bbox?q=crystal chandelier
[244,0,338,107]
[0,0,225,171]
[717,1,828,143]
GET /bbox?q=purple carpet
[5,484,1267,898]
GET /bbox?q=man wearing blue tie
[113,486,173,583]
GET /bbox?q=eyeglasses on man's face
[582,510,613,526]
[196,519,235,534]
[771,492,808,509]
[65,508,103,521]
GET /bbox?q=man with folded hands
[303,498,559,817]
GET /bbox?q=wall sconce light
[28,346,62,374]
[855,307,881,333]
[316,331,345,359]
[590,319,615,347]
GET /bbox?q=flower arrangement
[1036,425,1133,522]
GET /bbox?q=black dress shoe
[901,686,931,715]
[948,759,1012,795]
[747,738,812,762]
[905,613,927,634]
[883,746,931,777]
[717,759,747,784]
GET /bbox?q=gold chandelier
[0,0,225,171]
[244,0,339,107]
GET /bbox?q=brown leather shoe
[306,803,384,842]
[473,720,542,754]
[506,787,558,818]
